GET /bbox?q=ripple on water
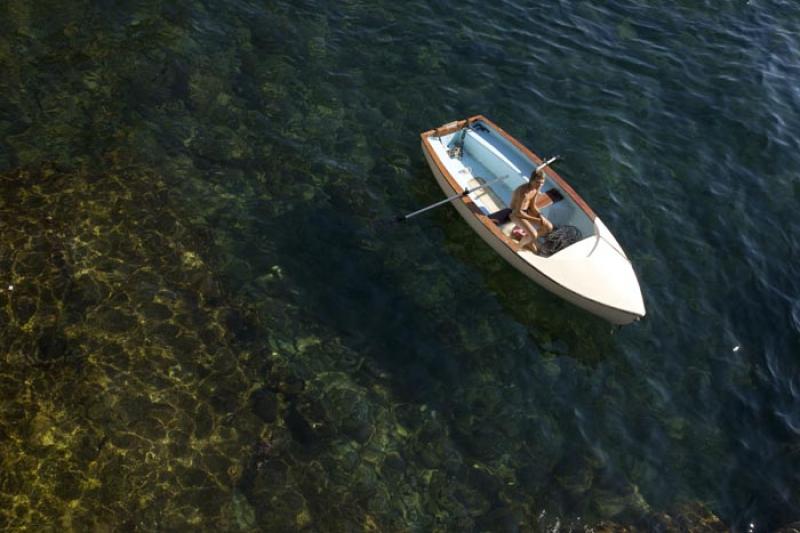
[2,0,800,530]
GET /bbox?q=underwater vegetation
[0,159,724,531]
[0,161,726,531]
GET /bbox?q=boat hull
[420,119,644,325]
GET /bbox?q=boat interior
[431,120,596,242]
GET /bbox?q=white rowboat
[420,115,645,325]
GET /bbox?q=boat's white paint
[421,117,646,325]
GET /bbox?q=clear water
[1,0,799,531]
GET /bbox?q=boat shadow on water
[428,196,620,365]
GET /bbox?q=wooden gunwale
[419,114,597,255]
[419,128,514,250]
[420,117,642,323]
[420,134,638,322]
[467,115,597,219]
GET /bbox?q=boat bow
[530,219,646,319]
[421,115,646,324]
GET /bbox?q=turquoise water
[1,0,799,530]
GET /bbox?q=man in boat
[510,169,554,253]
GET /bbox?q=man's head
[531,169,545,186]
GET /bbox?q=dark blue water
[1,0,799,530]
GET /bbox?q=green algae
[0,161,264,528]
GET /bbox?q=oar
[396,155,560,223]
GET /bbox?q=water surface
[1,0,799,530]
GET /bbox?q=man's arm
[521,188,551,221]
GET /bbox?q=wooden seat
[535,188,564,210]
[466,177,506,213]
[488,188,564,226]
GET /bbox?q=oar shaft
[400,195,463,220]
[397,155,559,222]
[533,155,560,175]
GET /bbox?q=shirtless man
[510,169,554,253]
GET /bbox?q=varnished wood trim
[421,115,596,257]
[421,133,640,321]
[534,189,558,210]
[421,124,641,321]
[421,120,470,140]
[466,115,597,220]
[420,135,517,251]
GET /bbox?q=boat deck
[430,126,594,239]
[420,115,646,324]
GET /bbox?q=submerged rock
[286,404,315,447]
[627,501,727,532]
[251,388,278,423]
[475,506,521,533]
[230,490,256,531]
[36,329,70,361]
